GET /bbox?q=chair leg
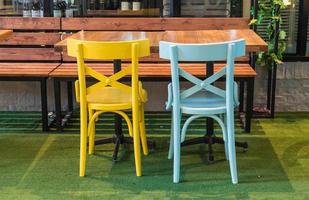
[80,106,87,177]
[88,109,95,155]
[173,109,181,183]
[227,112,238,184]
[223,114,229,160]
[133,108,142,176]
[168,112,174,160]
[139,105,149,155]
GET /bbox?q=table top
[0,30,12,41]
[55,29,268,53]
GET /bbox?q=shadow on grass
[0,111,299,199]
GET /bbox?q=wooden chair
[159,39,246,184]
[67,38,150,177]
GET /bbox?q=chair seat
[87,87,147,111]
[180,91,227,115]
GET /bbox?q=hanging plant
[249,0,288,68]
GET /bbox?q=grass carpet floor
[0,112,308,199]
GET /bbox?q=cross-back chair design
[67,38,150,177]
[159,39,246,184]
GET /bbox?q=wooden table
[54,29,267,129]
[0,30,12,41]
[54,30,267,159]
[55,29,267,53]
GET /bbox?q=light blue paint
[160,39,246,184]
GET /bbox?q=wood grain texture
[0,17,61,30]
[50,63,256,78]
[61,18,249,31]
[0,63,60,77]
[62,51,166,62]
[55,30,268,53]
[0,32,61,45]
[0,30,12,41]
[62,18,164,31]
[160,18,250,30]
[0,48,61,61]
[62,51,248,63]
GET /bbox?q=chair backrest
[67,38,150,104]
[159,39,246,107]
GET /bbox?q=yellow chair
[67,38,150,177]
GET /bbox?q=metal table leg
[94,59,155,160]
[245,78,254,133]
[54,78,62,132]
[239,81,245,112]
[181,62,248,161]
[67,81,74,112]
[40,78,48,132]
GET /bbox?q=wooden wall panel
[62,52,166,63]
[61,18,163,31]
[0,63,60,77]
[161,18,250,30]
[61,17,250,31]
[50,63,256,78]
[0,32,61,45]
[0,48,61,61]
[0,17,61,30]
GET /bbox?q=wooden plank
[49,63,256,78]
[61,17,249,31]
[62,51,248,63]
[0,17,61,30]
[0,63,60,77]
[61,18,163,31]
[161,18,250,30]
[163,30,268,52]
[0,32,61,46]
[0,30,12,41]
[55,30,268,53]
[62,51,167,62]
[0,48,61,61]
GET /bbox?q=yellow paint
[67,38,150,177]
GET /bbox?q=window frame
[170,0,309,61]
[252,0,309,61]
[293,0,309,59]
[279,0,309,61]
[2,0,308,61]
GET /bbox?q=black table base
[180,62,249,162]
[94,114,156,161]
[182,135,248,162]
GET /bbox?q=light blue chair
[159,39,246,184]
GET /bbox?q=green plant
[249,0,288,68]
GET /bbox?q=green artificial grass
[0,112,309,199]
